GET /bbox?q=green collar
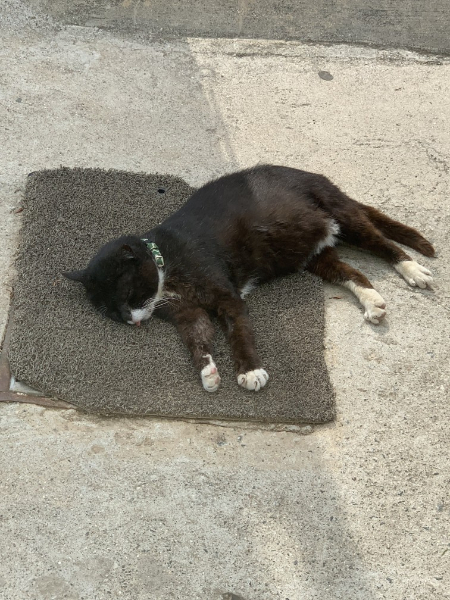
[141,239,164,268]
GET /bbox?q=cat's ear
[62,269,87,284]
[120,244,137,260]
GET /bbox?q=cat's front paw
[201,358,221,392]
[237,369,269,391]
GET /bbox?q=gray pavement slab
[22,0,450,55]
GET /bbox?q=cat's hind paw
[394,260,433,289]
[361,289,387,324]
[237,369,269,392]
[201,357,221,392]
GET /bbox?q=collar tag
[142,239,164,268]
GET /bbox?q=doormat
[7,168,335,423]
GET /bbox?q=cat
[64,165,435,392]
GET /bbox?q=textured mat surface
[8,168,335,423]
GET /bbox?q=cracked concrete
[0,2,449,599]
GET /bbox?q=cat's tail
[362,204,435,257]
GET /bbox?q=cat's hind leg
[363,214,435,288]
[339,212,433,289]
[361,204,435,258]
[306,247,387,324]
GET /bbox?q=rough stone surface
[0,3,449,599]
[22,0,450,54]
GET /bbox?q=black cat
[64,165,434,392]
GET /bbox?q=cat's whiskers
[155,297,179,309]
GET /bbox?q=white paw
[237,368,269,391]
[344,282,387,325]
[360,288,387,325]
[201,355,221,392]
[395,260,433,289]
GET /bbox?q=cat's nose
[127,318,141,326]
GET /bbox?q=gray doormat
[8,168,335,423]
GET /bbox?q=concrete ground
[1,2,449,599]
[24,0,450,54]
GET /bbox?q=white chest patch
[239,279,258,299]
[313,220,340,256]
[128,268,166,325]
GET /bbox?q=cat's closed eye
[108,310,123,323]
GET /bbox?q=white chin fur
[129,306,154,324]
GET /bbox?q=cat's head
[63,235,162,325]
